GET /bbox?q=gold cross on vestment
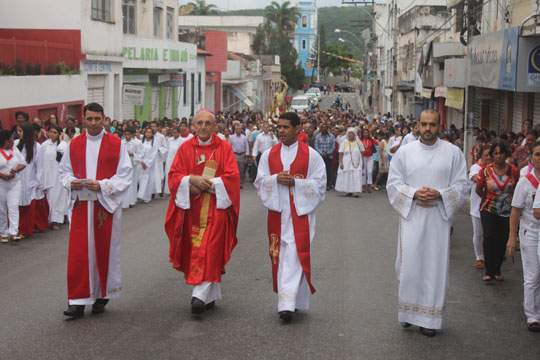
[192,263,203,280]
[269,234,279,265]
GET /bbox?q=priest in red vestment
[59,102,133,318]
[254,112,327,323]
[165,109,240,314]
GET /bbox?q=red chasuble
[267,141,316,294]
[165,135,240,285]
[67,132,121,300]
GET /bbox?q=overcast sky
[206,0,345,11]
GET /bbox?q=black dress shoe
[279,311,293,323]
[191,297,205,314]
[205,301,215,310]
[91,299,109,314]
[419,327,436,337]
[63,305,85,318]
[401,322,412,328]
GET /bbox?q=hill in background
[220,6,372,60]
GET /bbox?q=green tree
[264,1,299,35]
[186,0,218,15]
[322,44,355,74]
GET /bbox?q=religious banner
[321,51,363,64]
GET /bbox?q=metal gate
[512,92,523,133]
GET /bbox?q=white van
[291,95,310,112]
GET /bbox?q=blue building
[293,0,318,77]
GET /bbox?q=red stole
[67,132,121,300]
[525,173,539,189]
[0,148,13,161]
[267,141,315,294]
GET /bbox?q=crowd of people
[2,102,540,333]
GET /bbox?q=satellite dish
[179,4,195,15]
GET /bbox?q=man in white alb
[254,112,326,323]
[386,109,469,336]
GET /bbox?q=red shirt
[361,138,379,157]
[298,132,309,144]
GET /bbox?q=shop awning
[227,85,254,107]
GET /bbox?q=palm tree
[186,0,218,15]
[264,1,299,36]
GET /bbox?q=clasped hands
[71,180,100,191]
[277,171,295,187]
[189,175,214,196]
[414,187,440,202]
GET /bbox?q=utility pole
[462,0,475,168]
[317,18,321,82]
[391,0,398,118]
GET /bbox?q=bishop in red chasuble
[165,109,240,314]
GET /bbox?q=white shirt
[0,146,25,176]
[469,163,482,218]
[252,132,278,157]
[514,171,540,228]
[387,135,402,155]
[401,133,417,146]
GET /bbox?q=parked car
[304,92,319,107]
[309,82,325,91]
[306,87,322,102]
[335,83,355,92]
[291,95,311,112]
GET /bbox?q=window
[92,0,112,22]
[166,7,174,39]
[153,7,162,38]
[301,15,308,28]
[197,73,202,104]
[122,0,136,34]
[301,39,307,50]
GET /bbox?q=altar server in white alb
[122,127,143,209]
[254,112,326,323]
[386,109,469,337]
[150,121,168,195]
[0,130,26,243]
[41,124,69,230]
[137,127,159,203]
[164,126,187,195]
[59,102,132,318]
[510,141,540,332]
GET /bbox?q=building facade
[293,0,318,77]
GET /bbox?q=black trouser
[372,160,379,184]
[480,210,510,277]
[322,155,333,187]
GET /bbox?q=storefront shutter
[534,93,540,126]
[512,92,523,133]
[151,86,160,120]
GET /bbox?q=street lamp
[338,37,363,54]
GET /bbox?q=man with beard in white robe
[255,112,326,323]
[150,121,168,196]
[59,102,132,318]
[387,109,469,336]
[122,127,143,209]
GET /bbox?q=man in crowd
[165,109,240,315]
[314,122,335,189]
[229,124,249,189]
[254,112,326,323]
[386,109,469,336]
[59,102,133,318]
[252,123,278,166]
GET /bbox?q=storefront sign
[122,85,145,106]
[82,61,112,73]
[122,38,197,70]
[123,74,149,83]
[468,27,519,90]
[444,58,466,88]
[516,36,540,91]
[445,88,464,110]
[158,74,171,84]
[164,74,184,87]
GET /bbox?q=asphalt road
[1,96,540,359]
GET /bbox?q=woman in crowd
[360,128,378,193]
[469,146,491,270]
[63,126,77,145]
[373,131,389,191]
[0,130,26,242]
[476,142,519,282]
[122,127,143,209]
[164,127,182,195]
[15,122,42,238]
[40,124,68,230]
[508,140,540,332]
[138,127,159,204]
[335,128,364,197]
